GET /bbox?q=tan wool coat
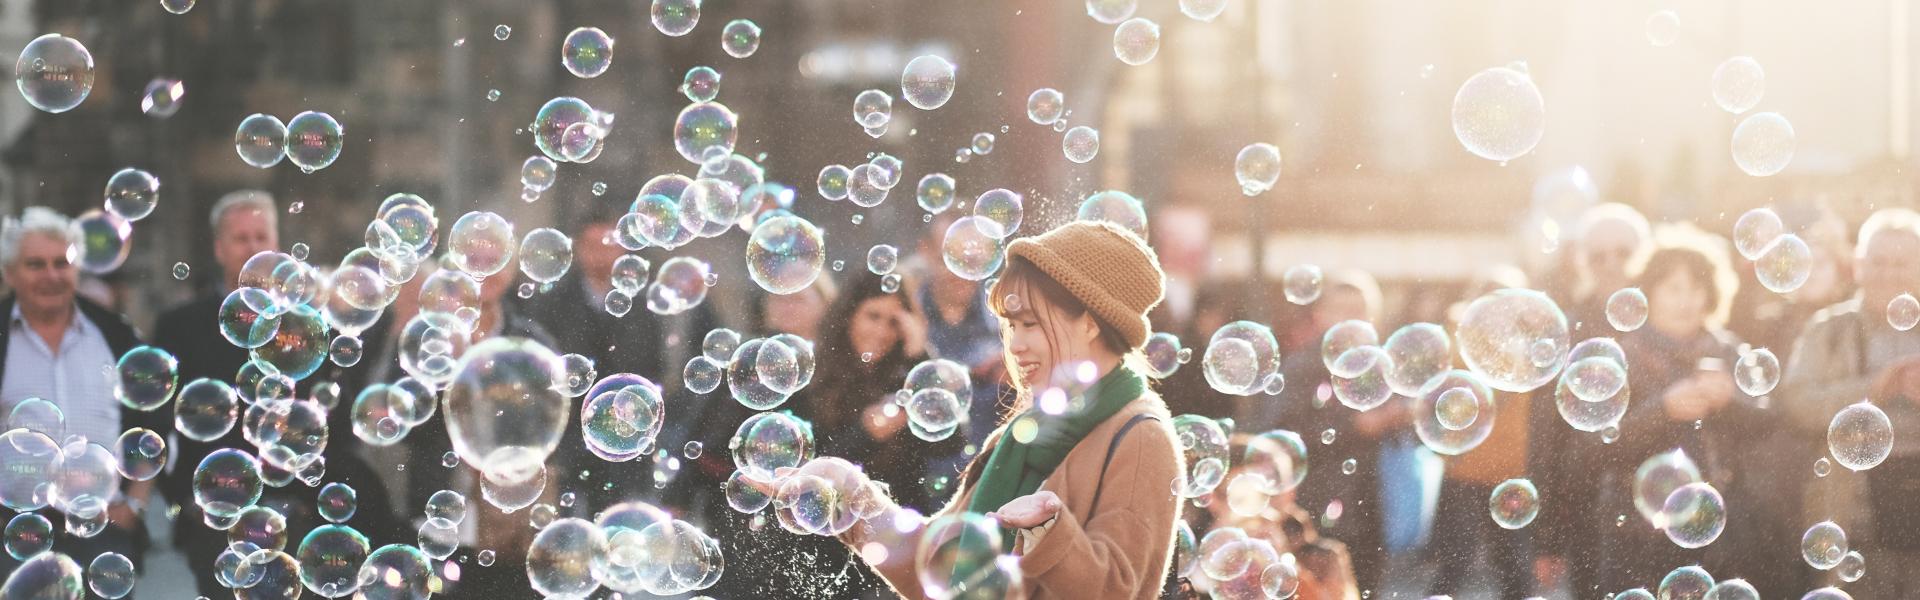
[842,392,1186,599]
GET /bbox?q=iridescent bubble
[115,345,178,411]
[14,34,93,113]
[652,0,701,37]
[1204,321,1281,396]
[916,513,1006,598]
[4,552,82,598]
[1414,370,1498,455]
[357,545,432,600]
[1488,478,1539,529]
[1730,209,1785,262]
[1890,294,1920,331]
[174,378,239,442]
[1087,0,1138,24]
[1711,56,1765,114]
[1235,143,1282,196]
[900,55,957,110]
[906,389,963,441]
[1452,66,1546,162]
[425,489,467,523]
[284,111,345,172]
[1731,112,1796,177]
[715,19,762,58]
[1802,520,1848,570]
[1658,565,1715,600]
[447,211,517,277]
[1283,264,1323,304]
[1800,588,1854,600]
[1837,550,1865,582]
[1662,482,1727,548]
[1646,10,1680,46]
[236,550,304,599]
[1180,0,1228,21]
[1173,415,1231,498]
[745,215,825,295]
[249,304,329,380]
[942,216,1007,281]
[235,113,288,168]
[1321,320,1379,375]
[194,448,264,520]
[682,66,721,103]
[611,254,650,295]
[1383,323,1451,396]
[1027,88,1065,125]
[854,90,894,131]
[1331,346,1395,411]
[532,96,595,163]
[1112,18,1161,66]
[674,102,738,164]
[494,24,511,40]
[1634,449,1702,529]
[1563,356,1628,402]
[114,427,166,482]
[349,384,414,447]
[4,512,52,560]
[102,168,160,222]
[1828,402,1893,471]
[582,385,664,463]
[1601,287,1650,332]
[1455,289,1569,393]
[1706,579,1761,600]
[161,0,195,15]
[1142,332,1185,379]
[1063,125,1101,163]
[973,188,1024,237]
[917,173,956,213]
[67,210,131,274]
[1754,233,1812,293]
[724,470,772,513]
[526,518,610,597]
[970,133,996,155]
[443,337,569,485]
[1734,347,1779,395]
[317,482,355,523]
[817,164,852,201]
[1074,190,1148,238]
[297,524,369,597]
[415,518,457,560]
[1239,430,1308,494]
[561,27,615,79]
[729,412,811,482]
[519,228,574,284]
[521,156,557,192]
[847,163,890,208]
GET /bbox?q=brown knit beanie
[1004,221,1166,349]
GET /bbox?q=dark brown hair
[986,257,1130,402]
[808,270,917,430]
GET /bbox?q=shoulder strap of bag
[1086,413,1159,521]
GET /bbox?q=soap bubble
[174,378,239,441]
[532,96,596,163]
[1063,126,1101,163]
[1241,430,1309,494]
[720,19,762,58]
[651,0,701,36]
[1180,0,1228,22]
[284,111,344,172]
[1800,588,1854,600]
[1646,10,1680,46]
[1732,208,1784,260]
[1142,332,1185,378]
[5,553,82,599]
[561,27,615,78]
[916,513,1007,598]
[249,304,329,381]
[140,78,185,118]
[1087,0,1137,23]
[817,165,852,200]
[425,489,467,524]
[1731,112,1795,177]
[115,345,178,411]
[1331,347,1395,411]
[481,465,547,512]
[1657,566,1714,600]
[901,55,957,110]
[235,113,288,168]
[865,244,899,276]
[941,216,1007,281]
[443,337,568,485]
[847,164,890,208]
[1383,323,1451,396]
[1321,320,1379,375]
[114,428,166,481]
[745,215,826,295]
[1633,449,1701,529]
[1837,551,1865,582]
[729,412,812,482]
[973,188,1024,237]
[854,89,893,129]
[349,384,415,447]
[674,102,738,164]
[682,66,721,103]
[1173,415,1230,498]
[161,0,195,14]
[1662,482,1726,549]
[1452,66,1546,162]
[1455,289,1569,393]
[447,211,517,277]
[0,429,59,512]
[15,34,93,113]
[527,518,610,598]
[727,339,793,410]
[1605,288,1649,332]
[1414,370,1498,455]
[1754,233,1812,293]
[1075,190,1148,238]
[1027,88,1065,125]
[103,168,160,222]
[357,545,431,600]
[1488,478,1539,529]
[1563,356,1628,403]
[1734,347,1780,396]
[1112,18,1161,65]
[1706,579,1761,600]
[296,524,369,597]
[1802,520,1848,570]
[1711,56,1765,114]
[520,156,557,192]
[1235,143,1282,196]
[67,210,131,274]
[582,385,665,463]
[1283,265,1323,305]
[1828,402,1893,471]
[317,483,356,523]
[519,228,574,284]
[906,389,963,441]
[916,173,956,214]
[4,513,52,560]
[1890,294,1920,330]
[194,448,264,519]
[1203,321,1281,396]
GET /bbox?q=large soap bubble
[442,337,569,485]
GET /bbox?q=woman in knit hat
[796,220,1184,599]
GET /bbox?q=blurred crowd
[3,185,1918,599]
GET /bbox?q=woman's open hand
[987,490,1062,529]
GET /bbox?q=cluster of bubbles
[711,332,819,411]
[898,359,974,442]
[233,111,346,172]
[1201,321,1283,397]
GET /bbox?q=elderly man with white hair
[0,205,155,574]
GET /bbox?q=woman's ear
[1077,310,1103,343]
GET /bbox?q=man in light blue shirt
[0,206,155,573]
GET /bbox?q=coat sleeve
[1778,312,1870,436]
[1019,419,1181,599]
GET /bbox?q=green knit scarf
[966,365,1145,548]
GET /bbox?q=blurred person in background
[1561,203,1653,338]
[1161,281,1251,420]
[1779,208,1920,596]
[1728,201,1853,366]
[912,212,1011,503]
[0,207,158,577]
[1427,265,1534,599]
[1591,226,1786,592]
[1195,435,1360,600]
[1255,268,1394,596]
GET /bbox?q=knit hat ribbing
[1004,221,1166,349]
